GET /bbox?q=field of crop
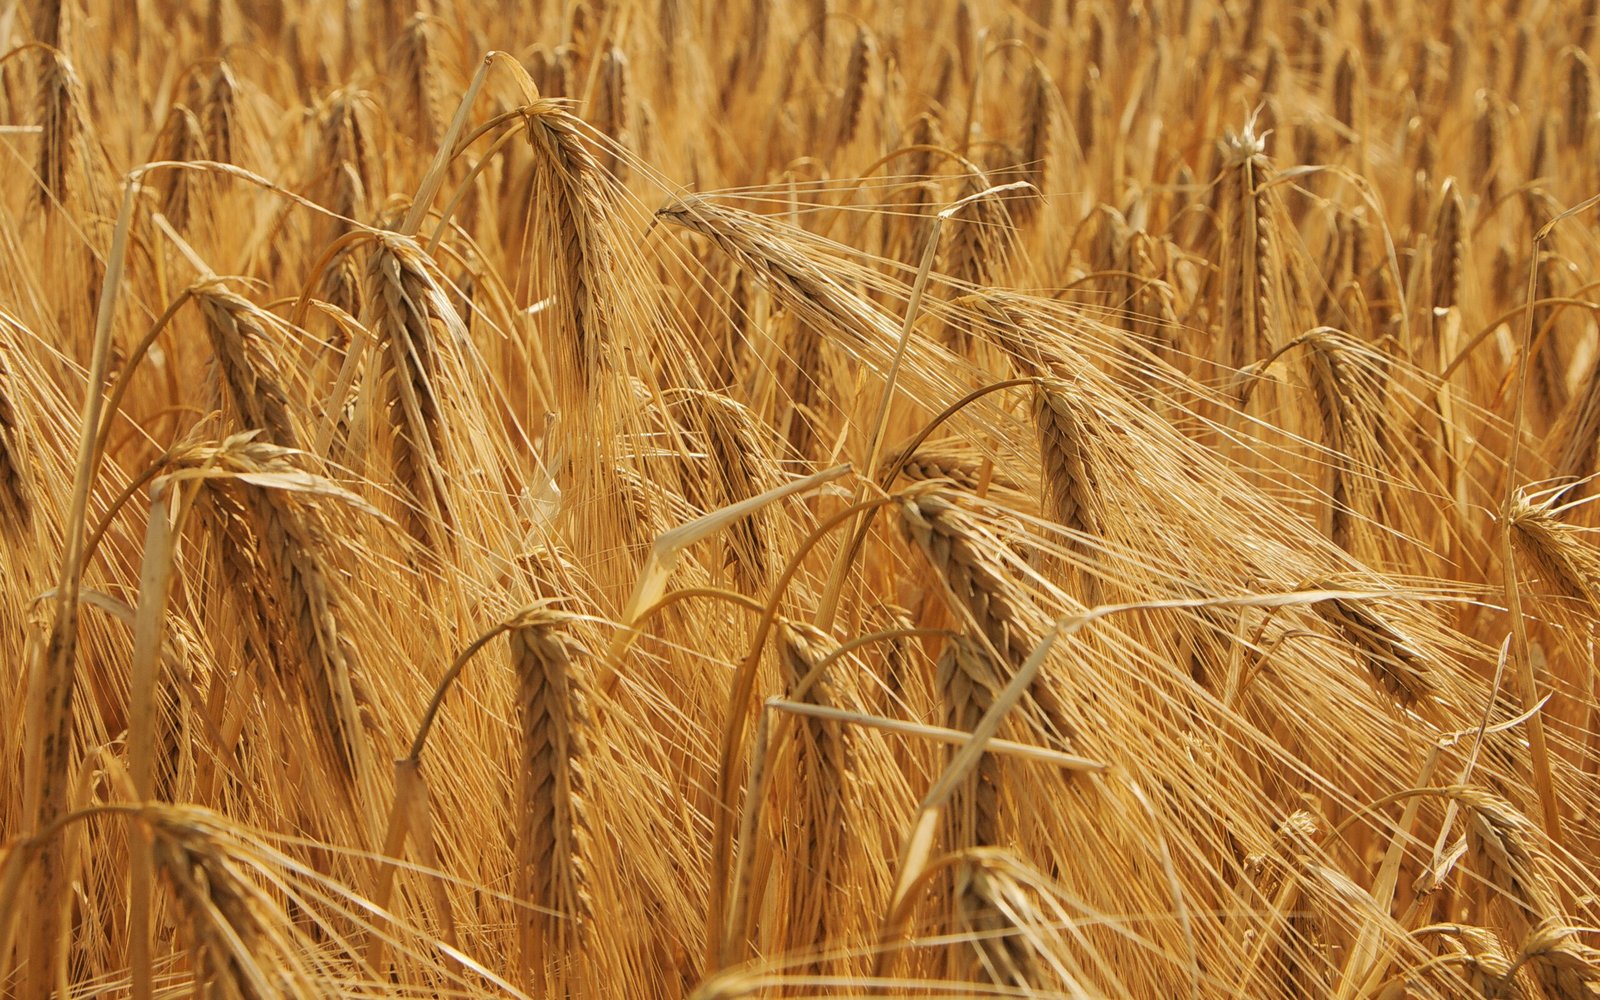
[3,0,1600,996]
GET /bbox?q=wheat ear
[509,606,595,991]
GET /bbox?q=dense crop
[2,1,1599,997]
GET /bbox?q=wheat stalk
[773,622,852,975]
[0,349,30,532]
[521,100,619,407]
[177,434,381,797]
[951,854,1042,990]
[898,483,1074,746]
[1424,924,1527,999]
[364,234,463,545]
[1313,592,1436,707]
[1515,917,1600,1000]
[1446,787,1563,934]
[195,281,302,451]
[148,806,322,998]
[509,605,595,992]
[938,634,1002,851]
[390,13,448,148]
[1506,488,1600,618]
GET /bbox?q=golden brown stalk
[313,90,383,231]
[1294,329,1390,551]
[1012,60,1054,225]
[939,635,1002,850]
[655,196,897,353]
[1033,379,1106,603]
[1555,367,1600,490]
[1566,47,1594,151]
[1333,48,1362,138]
[389,13,448,148]
[0,348,30,532]
[649,196,896,460]
[1446,787,1562,933]
[203,482,295,681]
[521,101,619,406]
[898,484,1073,745]
[148,806,321,998]
[1445,22,1471,106]
[364,0,410,53]
[952,855,1040,990]
[884,447,1014,493]
[509,606,594,990]
[940,167,1017,353]
[657,0,685,78]
[774,623,852,975]
[31,0,64,48]
[321,244,369,328]
[1427,924,1526,999]
[1085,6,1107,72]
[181,435,380,789]
[1075,66,1104,163]
[956,288,1062,375]
[1240,0,1265,50]
[1510,24,1533,100]
[1530,115,1557,185]
[201,62,242,167]
[1259,41,1284,98]
[1525,195,1572,422]
[528,45,574,99]
[1516,917,1600,1000]
[1430,180,1466,350]
[592,46,633,179]
[34,51,92,214]
[947,165,1018,288]
[675,390,782,593]
[1034,379,1101,543]
[1472,93,1504,205]
[1506,489,1600,616]
[1312,593,1435,707]
[150,105,208,233]
[194,282,302,452]
[1294,115,1325,177]
[1320,210,1364,325]
[1126,230,1190,350]
[778,311,828,461]
[364,234,463,544]
[834,25,872,149]
[1213,124,1297,371]
[727,0,770,90]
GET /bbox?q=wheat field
[2,0,1599,997]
